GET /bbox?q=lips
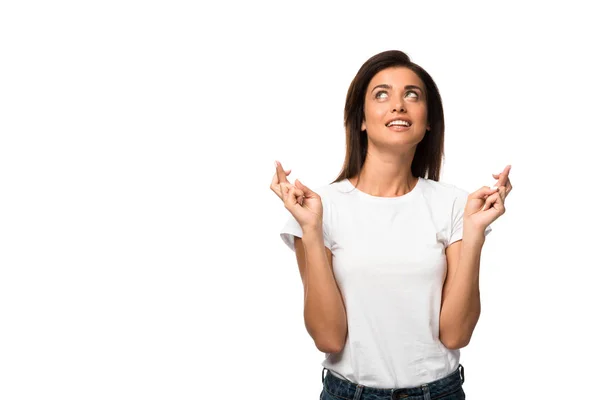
[385,118,412,127]
[387,124,410,131]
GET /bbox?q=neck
[351,152,417,197]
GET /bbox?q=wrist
[301,226,324,247]
[463,222,486,243]
[302,224,323,236]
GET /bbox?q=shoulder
[311,179,352,201]
[419,178,467,201]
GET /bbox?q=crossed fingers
[270,160,304,204]
[492,165,512,202]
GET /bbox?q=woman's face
[362,67,430,149]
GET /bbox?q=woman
[270,50,512,399]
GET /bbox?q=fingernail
[491,186,498,191]
[275,161,279,168]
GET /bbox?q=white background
[1,1,598,399]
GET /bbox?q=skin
[350,66,431,197]
[441,165,512,348]
[271,161,323,230]
[271,66,514,349]
[271,66,513,229]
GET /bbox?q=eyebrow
[371,84,424,93]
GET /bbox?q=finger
[502,165,512,185]
[470,185,499,200]
[482,188,508,212]
[488,191,506,213]
[288,182,305,198]
[498,186,507,202]
[481,193,493,211]
[294,179,315,196]
[496,166,509,187]
[271,168,292,188]
[500,174,512,196]
[275,161,289,185]
[282,182,305,208]
[491,176,502,189]
[281,183,294,208]
[492,165,511,183]
[293,180,306,205]
[281,182,305,202]
[271,170,288,197]
[274,180,301,201]
[280,183,290,206]
[481,191,500,211]
[271,172,281,196]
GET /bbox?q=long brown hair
[331,50,445,185]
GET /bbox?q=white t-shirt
[279,177,491,388]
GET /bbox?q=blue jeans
[320,364,466,400]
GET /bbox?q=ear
[361,120,366,131]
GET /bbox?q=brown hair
[330,50,445,185]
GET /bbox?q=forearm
[302,227,347,353]
[439,227,485,348]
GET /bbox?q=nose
[391,95,406,113]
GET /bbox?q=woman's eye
[406,90,418,99]
[375,90,418,100]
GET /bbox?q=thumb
[295,179,314,195]
[471,185,498,200]
[281,183,299,208]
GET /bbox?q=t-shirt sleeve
[447,187,492,247]
[279,192,333,253]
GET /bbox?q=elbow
[316,341,343,354]
[442,338,469,350]
[309,319,348,354]
[316,336,344,353]
[440,332,471,350]
[439,313,479,350]
[315,331,346,354]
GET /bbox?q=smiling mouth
[386,120,412,128]
[387,123,411,129]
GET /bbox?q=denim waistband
[322,364,465,400]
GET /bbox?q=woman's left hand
[463,165,513,232]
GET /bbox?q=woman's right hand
[270,160,323,231]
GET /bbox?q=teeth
[387,120,411,127]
